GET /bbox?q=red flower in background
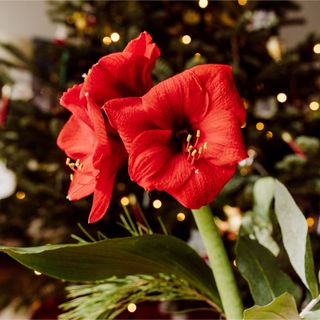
[57,32,160,222]
[104,65,247,209]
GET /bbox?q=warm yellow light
[127,303,137,313]
[102,36,112,45]
[34,270,42,276]
[266,131,273,139]
[181,35,192,45]
[307,217,315,228]
[198,0,208,9]
[309,101,319,111]
[238,0,247,6]
[110,32,120,42]
[233,260,237,267]
[177,212,186,222]
[256,122,265,131]
[313,43,320,54]
[120,196,130,206]
[277,93,287,103]
[194,52,202,60]
[152,199,162,209]
[16,191,26,200]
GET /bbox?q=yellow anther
[187,146,193,153]
[75,159,80,167]
[203,142,208,150]
[66,158,71,165]
[70,173,74,181]
[196,130,200,138]
[191,149,197,157]
[198,146,203,154]
[186,134,192,142]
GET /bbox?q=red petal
[88,169,115,223]
[199,109,247,166]
[82,32,160,106]
[60,84,91,125]
[128,130,193,191]
[124,31,160,74]
[104,70,209,152]
[191,64,246,126]
[67,170,96,201]
[88,144,127,223]
[166,161,236,209]
[57,115,95,160]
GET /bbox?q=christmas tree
[1,0,320,318]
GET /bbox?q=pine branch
[59,273,217,320]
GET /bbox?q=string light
[307,217,315,228]
[110,32,120,42]
[256,122,265,131]
[238,0,247,6]
[309,101,319,111]
[34,270,42,276]
[198,0,208,9]
[16,191,26,200]
[176,212,186,222]
[313,43,320,54]
[120,196,130,206]
[233,260,237,267]
[152,199,162,209]
[181,35,192,45]
[102,36,112,45]
[266,131,273,139]
[277,93,287,103]
[127,303,137,313]
[194,52,202,60]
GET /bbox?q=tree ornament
[246,10,278,32]
[266,36,283,62]
[254,96,278,119]
[0,161,17,200]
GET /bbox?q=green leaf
[253,177,275,221]
[0,234,220,308]
[250,177,279,256]
[243,292,300,320]
[236,236,300,306]
[274,180,318,297]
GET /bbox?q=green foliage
[236,236,300,305]
[274,180,318,298]
[60,273,217,320]
[0,234,221,309]
[243,292,300,320]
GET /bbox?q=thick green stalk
[192,205,243,320]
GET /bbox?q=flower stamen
[66,157,83,171]
[185,134,192,151]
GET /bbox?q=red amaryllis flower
[57,32,160,222]
[104,64,247,209]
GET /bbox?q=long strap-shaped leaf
[0,234,221,308]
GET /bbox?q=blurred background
[0,0,320,319]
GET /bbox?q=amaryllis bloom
[57,32,160,222]
[104,64,247,208]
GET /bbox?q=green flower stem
[192,205,243,320]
